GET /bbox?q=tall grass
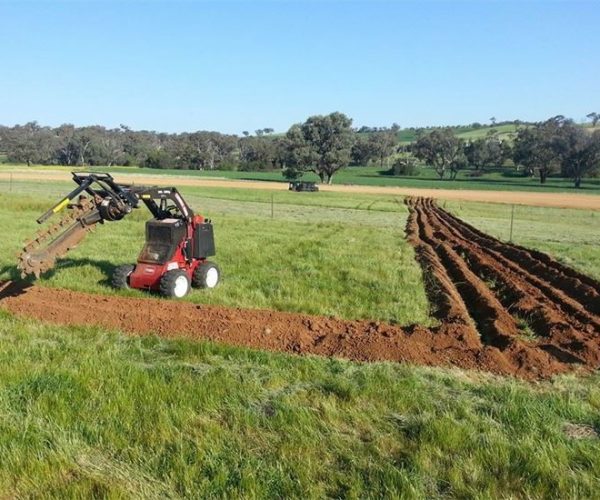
[0,312,598,497]
[2,183,600,497]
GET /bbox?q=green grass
[454,123,520,141]
[2,181,599,324]
[0,312,598,497]
[2,184,600,496]
[0,189,430,325]
[362,123,520,144]
[4,162,600,193]
[0,313,600,498]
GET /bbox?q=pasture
[3,163,600,193]
[0,177,599,496]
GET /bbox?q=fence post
[509,204,515,242]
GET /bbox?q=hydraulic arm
[18,172,195,278]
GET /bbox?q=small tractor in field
[18,172,219,298]
[288,181,319,192]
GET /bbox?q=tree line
[0,112,598,187]
[410,116,600,187]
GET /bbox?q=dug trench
[1,197,599,380]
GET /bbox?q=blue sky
[0,1,598,134]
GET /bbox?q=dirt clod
[564,423,599,440]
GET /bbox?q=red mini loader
[18,172,219,298]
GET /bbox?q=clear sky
[0,0,598,134]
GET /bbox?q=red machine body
[129,215,207,291]
[112,186,220,298]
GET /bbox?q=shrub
[142,150,173,169]
[218,161,238,171]
[282,165,303,180]
[389,154,419,176]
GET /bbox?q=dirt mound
[404,197,600,378]
[1,198,599,379]
[0,280,457,370]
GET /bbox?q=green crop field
[360,123,520,144]
[1,181,600,496]
[4,162,600,193]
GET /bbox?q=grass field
[453,123,519,141]
[1,312,599,497]
[3,163,600,193]
[362,123,520,144]
[1,181,599,316]
[0,188,430,325]
[1,182,600,496]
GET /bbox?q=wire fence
[1,176,597,245]
[0,177,408,230]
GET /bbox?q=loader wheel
[160,269,191,298]
[192,261,220,289]
[112,264,135,290]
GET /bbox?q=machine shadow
[45,258,118,287]
[45,258,173,298]
[0,258,117,299]
[0,265,26,282]
[0,269,34,299]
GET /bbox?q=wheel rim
[125,268,133,287]
[173,275,189,297]
[205,267,219,288]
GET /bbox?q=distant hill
[356,122,525,144]
[355,121,598,145]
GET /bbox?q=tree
[449,152,468,179]
[350,135,376,166]
[282,162,303,180]
[121,128,156,166]
[368,125,399,167]
[144,149,174,169]
[5,122,52,165]
[283,112,353,184]
[413,128,465,179]
[238,134,279,171]
[388,152,419,176]
[0,126,8,159]
[562,129,600,188]
[513,116,576,184]
[185,131,238,170]
[587,112,599,127]
[464,134,508,171]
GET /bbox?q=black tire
[159,269,191,298]
[112,264,135,290]
[192,261,220,289]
